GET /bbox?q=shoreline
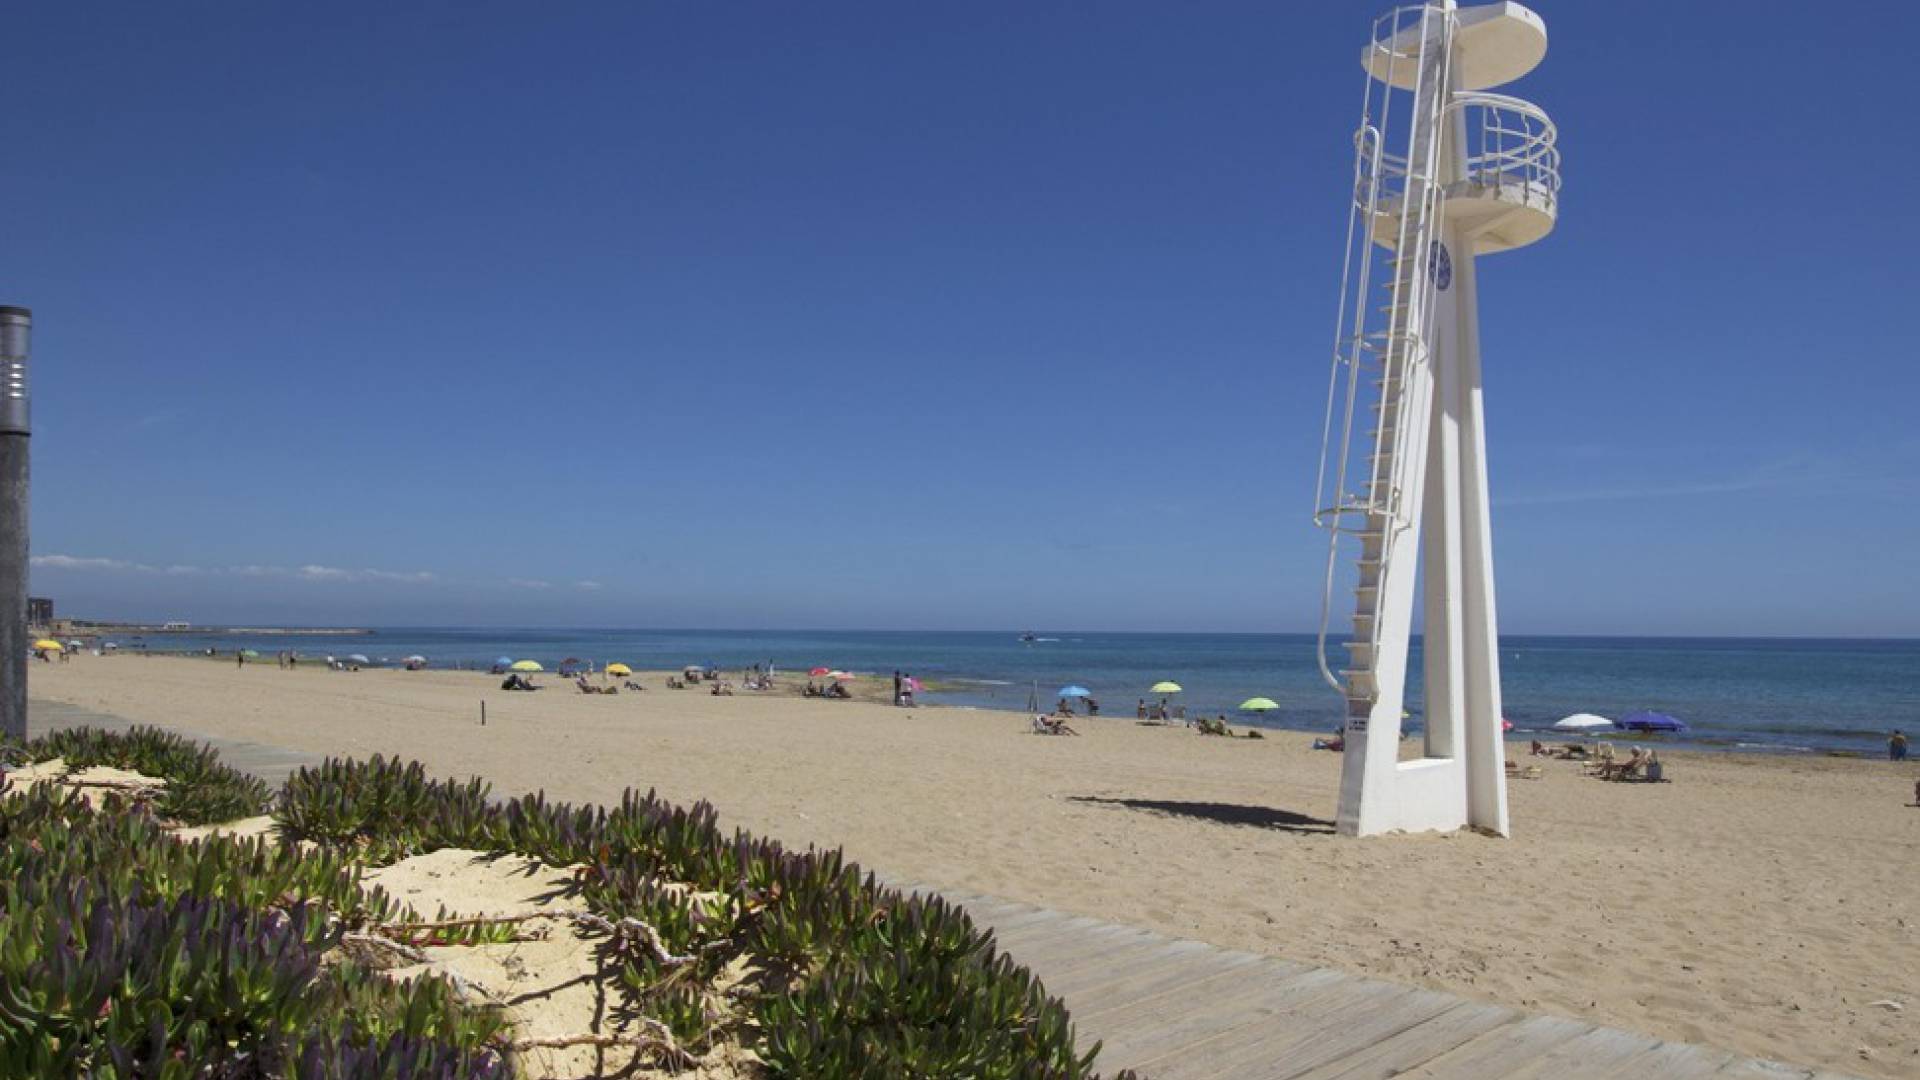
[51,624,373,636]
[73,645,1906,762]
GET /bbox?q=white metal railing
[1313,3,1455,695]
[1451,91,1560,211]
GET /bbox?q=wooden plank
[990,906,1120,942]
[1150,979,1460,1079]
[1712,1060,1817,1079]
[1061,941,1270,1019]
[1613,1041,1742,1079]
[1484,1024,1665,1080]
[1093,963,1345,1067]
[1398,1013,1597,1079]
[999,922,1169,978]
[1011,927,1172,988]
[1282,1000,1524,1080]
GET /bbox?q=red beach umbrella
[808,666,832,677]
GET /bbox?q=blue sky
[6,1,1918,635]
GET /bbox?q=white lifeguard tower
[1313,2,1560,837]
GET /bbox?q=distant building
[26,597,52,626]
[162,620,191,630]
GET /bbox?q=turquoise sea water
[118,629,1919,757]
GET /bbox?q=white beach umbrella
[1553,713,1615,731]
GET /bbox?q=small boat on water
[1020,632,1037,643]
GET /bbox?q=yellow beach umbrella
[1150,681,1183,694]
[1238,697,1280,712]
[33,639,62,651]
[510,660,543,672]
[606,663,632,677]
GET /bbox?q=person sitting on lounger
[1055,698,1075,717]
[825,681,851,699]
[1032,714,1078,736]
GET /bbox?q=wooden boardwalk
[893,883,1858,1079]
[28,700,1858,1080]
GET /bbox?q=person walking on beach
[236,650,245,669]
[892,670,903,707]
[1891,730,1909,761]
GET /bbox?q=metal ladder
[1313,3,1457,720]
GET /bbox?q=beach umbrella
[808,667,832,676]
[606,663,633,676]
[495,656,514,667]
[1238,697,1281,712]
[831,671,856,681]
[345,654,371,665]
[1057,685,1091,699]
[510,660,543,672]
[404,655,427,664]
[1150,681,1183,694]
[1553,713,1614,731]
[103,642,118,649]
[1618,710,1686,733]
[33,639,61,651]
[1501,718,1515,732]
[240,649,260,658]
[67,640,83,649]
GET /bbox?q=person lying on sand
[825,682,851,699]
[1031,715,1078,736]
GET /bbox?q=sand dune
[27,655,1917,1077]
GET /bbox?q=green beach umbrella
[1150,681,1183,694]
[1238,697,1280,712]
[510,660,543,672]
[240,649,260,658]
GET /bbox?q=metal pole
[0,306,31,741]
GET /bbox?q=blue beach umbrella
[495,656,513,666]
[1057,685,1091,699]
[1617,710,1686,733]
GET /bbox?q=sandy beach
[26,655,1917,1077]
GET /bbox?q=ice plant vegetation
[0,731,1135,1078]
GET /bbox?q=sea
[113,629,1918,758]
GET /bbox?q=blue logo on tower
[1429,240,1452,291]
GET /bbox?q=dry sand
[28,655,1919,1077]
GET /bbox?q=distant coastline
[56,622,373,637]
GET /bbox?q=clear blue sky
[7,1,1918,635]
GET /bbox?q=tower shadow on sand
[1068,796,1335,835]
